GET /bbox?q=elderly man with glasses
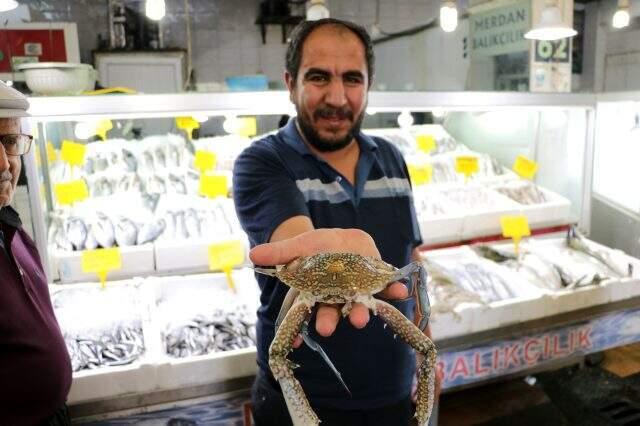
[0,81,72,425]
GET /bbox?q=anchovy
[122,148,138,172]
[137,218,166,245]
[114,217,138,247]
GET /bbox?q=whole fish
[117,175,130,192]
[169,144,181,167]
[567,227,631,277]
[169,174,187,194]
[184,208,201,238]
[92,213,115,248]
[162,211,176,240]
[130,174,145,193]
[137,219,166,245]
[422,258,484,315]
[95,154,109,172]
[141,192,160,213]
[114,217,138,247]
[49,216,73,251]
[175,211,189,239]
[155,147,167,168]
[84,225,99,250]
[122,149,137,172]
[84,157,95,175]
[147,175,166,194]
[65,217,88,251]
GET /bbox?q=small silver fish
[169,145,181,167]
[92,213,115,248]
[137,219,166,245]
[95,154,109,172]
[84,157,95,175]
[130,174,145,193]
[117,175,130,192]
[184,208,201,238]
[147,175,166,194]
[65,217,88,251]
[84,225,99,250]
[114,217,138,247]
[154,147,167,168]
[162,211,176,240]
[175,211,189,239]
[142,150,155,172]
[141,192,160,213]
[168,174,187,194]
[122,149,137,172]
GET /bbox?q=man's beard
[296,104,365,153]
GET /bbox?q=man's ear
[284,71,296,102]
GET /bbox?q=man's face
[0,117,22,208]
[286,25,369,152]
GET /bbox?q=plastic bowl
[16,62,97,96]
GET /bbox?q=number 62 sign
[534,39,571,63]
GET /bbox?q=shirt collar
[279,117,379,158]
[0,206,22,228]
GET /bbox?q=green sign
[534,39,571,63]
[470,2,531,57]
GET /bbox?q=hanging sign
[209,240,245,291]
[60,140,86,166]
[81,247,122,288]
[513,155,539,180]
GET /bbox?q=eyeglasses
[0,134,33,156]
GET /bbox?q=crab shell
[274,252,399,302]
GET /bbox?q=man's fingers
[292,334,303,348]
[378,282,409,300]
[348,303,370,329]
[315,304,340,337]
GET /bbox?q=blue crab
[255,252,436,426]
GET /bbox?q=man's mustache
[314,106,353,121]
[0,171,12,182]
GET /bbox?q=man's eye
[3,138,17,146]
[308,74,328,82]
[345,76,363,84]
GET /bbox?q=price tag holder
[199,174,228,198]
[194,150,217,173]
[415,135,436,154]
[513,155,539,180]
[176,116,200,140]
[408,164,432,186]
[81,247,122,288]
[209,240,245,291]
[60,140,86,167]
[238,117,257,137]
[54,179,89,205]
[46,141,57,163]
[500,215,531,256]
[455,156,479,180]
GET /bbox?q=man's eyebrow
[343,70,365,80]
[303,68,331,78]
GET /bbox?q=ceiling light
[612,0,630,29]
[440,1,458,33]
[146,0,166,21]
[306,0,329,21]
[524,0,577,41]
[0,0,18,12]
[397,111,414,128]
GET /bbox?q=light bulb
[0,0,18,12]
[74,122,95,140]
[525,2,577,41]
[223,115,240,134]
[397,111,414,128]
[613,9,630,28]
[146,0,165,21]
[440,1,458,33]
[193,114,209,123]
[306,0,330,21]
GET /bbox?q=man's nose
[325,80,347,107]
[0,145,9,172]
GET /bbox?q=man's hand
[250,228,409,346]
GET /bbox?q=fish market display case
[21,91,640,414]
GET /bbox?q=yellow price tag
[500,215,531,255]
[416,135,436,154]
[96,119,113,140]
[408,164,432,186]
[54,179,89,205]
[237,117,257,137]
[60,140,86,167]
[455,156,479,179]
[176,116,200,140]
[194,150,217,173]
[199,174,228,198]
[81,247,122,287]
[209,240,245,292]
[46,141,57,163]
[513,155,539,180]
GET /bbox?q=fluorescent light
[306,0,329,21]
[525,1,577,41]
[440,1,458,33]
[397,111,414,128]
[0,0,18,12]
[612,0,630,29]
[146,0,166,21]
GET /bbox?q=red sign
[0,29,68,72]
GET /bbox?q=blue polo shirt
[233,118,422,410]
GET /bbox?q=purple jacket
[0,206,72,425]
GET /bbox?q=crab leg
[269,300,320,426]
[375,299,437,426]
[389,262,431,332]
[275,288,301,332]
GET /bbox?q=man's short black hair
[285,18,375,87]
